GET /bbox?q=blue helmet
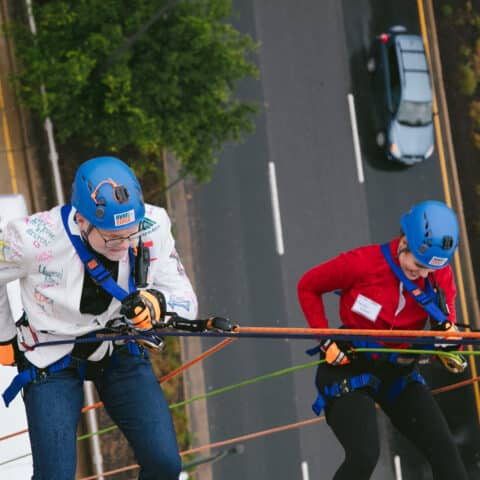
[400,200,459,269]
[71,156,145,230]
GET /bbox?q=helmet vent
[96,207,105,219]
[418,244,428,253]
[442,235,453,250]
[114,185,130,204]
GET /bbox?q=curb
[162,151,212,480]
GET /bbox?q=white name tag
[351,294,382,322]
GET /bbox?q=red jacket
[297,238,456,332]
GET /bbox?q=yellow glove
[437,352,467,374]
[432,322,467,373]
[120,289,166,330]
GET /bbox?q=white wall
[0,194,33,477]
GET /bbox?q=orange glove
[0,337,19,366]
[320,339,350,366]
[120,289,166,330]
[0,344,15,366]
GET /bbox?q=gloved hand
[431,321,467,373]
[0,343,15,366]
[320,339,350,366]
[437,352,467,374]
[432,321,462,349]
[120,289,166,330]
[0,337,21,366]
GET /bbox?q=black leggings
[325,383,468,480]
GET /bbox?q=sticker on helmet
[428,256,448,267]
[114,209,135,226]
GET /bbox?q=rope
[77,356,324,441]
[160,338,237,384]
[2,348,479,473]
[78,417,327,480]
[77,368,480,480]
[21,325,480,349]
[2,347,476,444]
[75,347,479,442]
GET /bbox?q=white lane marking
[394,455,403,480]
[347,93,365,184]
[268,161,285,256]
[301,461,310,480]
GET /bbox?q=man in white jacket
[0,156,204,479]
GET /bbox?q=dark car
[368,25,434,165]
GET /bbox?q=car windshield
[396,100,432,126]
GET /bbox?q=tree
[7,0,259,182]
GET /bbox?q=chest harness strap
[380,243,448,325]
[3,204,141,407]
[61,204,137,302]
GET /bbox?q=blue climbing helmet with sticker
[400,200,459,269]
[71,156,145,230]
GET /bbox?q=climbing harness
[308,243,466,415]
[2,339,148,407]
[312,373,381,415]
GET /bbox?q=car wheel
[376,131,386,147]
[366,57,376,72]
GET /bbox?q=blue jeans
[23,345,181,480]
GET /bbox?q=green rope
[2,345,478,468]
[77,358,325,441]
[76,346,480,442]
[0,452,31,467]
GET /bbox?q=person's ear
[75,212,87,229]
[399,236,408,249]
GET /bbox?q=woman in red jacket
[297,200,468,480]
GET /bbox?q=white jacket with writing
[0,203,198,368]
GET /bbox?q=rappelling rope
[76,370,480,480]
[18,325,480,349]
[76,347,479,442]
[1,347,479,472]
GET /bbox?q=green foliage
[448,1,480,149]
[458,62,478,95]
[7,0,260,182]
[441,4,453,17]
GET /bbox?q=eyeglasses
[94,219,160,248]
[95,227,142,247]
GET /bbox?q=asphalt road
[185,1,478,479]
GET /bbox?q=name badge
[351,294,382,322]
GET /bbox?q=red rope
[77,372,480,480]
[160,338,236,384]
